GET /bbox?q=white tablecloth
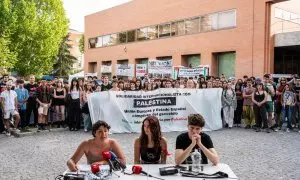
[64,163,238,180]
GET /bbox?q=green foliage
[52,34,77,76]
[79,35,84,54]
[0,0,69,76]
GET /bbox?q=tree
[0,0,69,76]
[79,35,84,54]
[52,34,77,77]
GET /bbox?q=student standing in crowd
[252,83,269,132]
[186,79,195,89]
[36,80,52,131]
[263,74,276,130]
[275,78,287,128]
[68,79,82,131]
[222,82,237,128]
[82,83,93,132]
[15,80,29,130]
[129,81,137,91]
[118,81,124,91]
[175,114,219,165]
[101,76,112,91]
[294,77,300,132]
[25,75,39,127]
[134,116,168,164]
[242,79,255,129]
[280,85,296,132]
[110,80,120,91]
[53,80,66,128]
[234,82,243,127]
[0,82,20,136]
[135,79,142,90]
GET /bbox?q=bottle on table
[191,149,201,172]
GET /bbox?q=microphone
[102,150,115,171]
[132,165,165,180]
[109,151,127,170]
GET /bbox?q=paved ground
[0,128,299,180]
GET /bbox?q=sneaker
[255,128,261,132]
[6,132,11,136]
[84,129,88,132]
[266,129,271,133]
[286,128,290,133]
[244,125,250,129]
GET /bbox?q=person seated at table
[134,116,168,164]
[175,114,219,165]
[67,120,126,171]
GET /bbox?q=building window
[127,30,136,42]
[200,15,212,32]
[171,20,185,36]
[275,8,300,24]
[89,38,97,48]
[96,37,103,47]
[118,32,127,43]
[185,18,200,34]
[102,35,111,46]
[148,26,158,40]
[159,23,171,38]
[218,9,236,29]
[137,27,148,41]
[109,34,118,45]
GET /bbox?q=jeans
[82,113,92,131]
[280,105,294,129]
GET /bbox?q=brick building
[84,0,300,79]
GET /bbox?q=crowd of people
[0,73,300,136]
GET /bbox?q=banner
[101,65,112,73]
[136,64,147,77]
[88,88,222,133]
[116,64,134,77]
[178,67,205,77]
[148,60,172,78]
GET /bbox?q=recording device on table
[132,165,165,180]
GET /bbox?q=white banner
[136,64,147,77]
[88,88,222,133]
[101,65,112,73]
[148,60,172,78]
[116,64,134,77]
[178,67,205,77]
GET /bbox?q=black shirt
[140,147,161,164]
[294,86,300,102]
[176,132,214,164]
[101,83,112,91]
[25,83,39,100]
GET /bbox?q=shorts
[38,105,49,115]
[3,109,19,119]
[265,101,274,113]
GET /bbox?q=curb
[11,128,69,138]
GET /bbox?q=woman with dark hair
[68,79,82,131]
[67,121,126,171]
[134,116,168,164]
[136,79,142,90]
[234,83,243,127]
[53,80,66,128]
[252,83,268,132]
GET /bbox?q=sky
[63,0,132,32]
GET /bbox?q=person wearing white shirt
[0,82,20,136]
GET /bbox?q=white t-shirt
[0,90,17,111]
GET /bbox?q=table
[64,163,238,180]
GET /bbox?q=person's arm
[67,141,86,171]
[134,138,141,164]
[53,89,57,98]
[23,90,29,103]
[160,137,168,164]
[61,88,66,99]
[111,139,126,164]
[175,135,196,165]
[196,135,219,166]
[14,96,18,111]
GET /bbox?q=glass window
[118,32,127,43]
[218,9,236,29]
[282,10,290,20]
[275,8,283,19]
[137,27,148,41]
[185,18,200,34]
[200,15,212,32]
[127,30,136,42]
[96,37,103,47]
[89,38,97,48]
[171,20,185,36]
[148,26,158,40]
[109,34,118,45]
[159,23,171,38]
[102,35,110,46]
